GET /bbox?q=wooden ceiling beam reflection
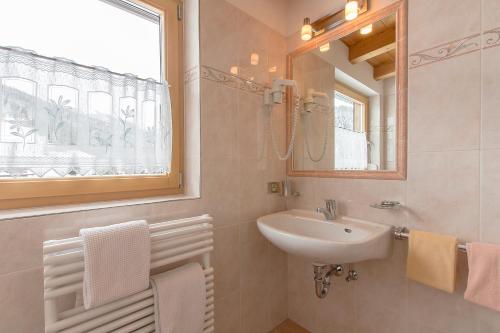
[373,62,395,81]
[349,27,396,64]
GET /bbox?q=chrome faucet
[317,199,337,220]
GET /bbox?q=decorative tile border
[184,66,199,84]
[195,30,500,79]
[409,26,500,69]
[200,65,267,95]
[483,27,500,49]
[409,33,481,69]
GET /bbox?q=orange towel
[464,243,500,312]
[406,230,457,293]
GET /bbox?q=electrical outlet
[267,181,282,194]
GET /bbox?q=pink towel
[464,242,500,312]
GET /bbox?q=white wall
[226,0,349,37]
[286,0,345,36]
[317,39,383,95]
[225,0,289,35]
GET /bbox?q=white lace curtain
[0,46,172,178]
[334,127,368,170]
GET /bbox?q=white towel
[80,220,151,309]
[150,263,206,333]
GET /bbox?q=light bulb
[301,17,312,41]
[230,66,238,75]
[268,66,277,73]
[360,24,373,35]
[345,1,359,21]
[319,42,330,52]
[250,53,259,66]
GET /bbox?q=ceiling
[340,14,396,80]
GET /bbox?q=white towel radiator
[43,214,214,333]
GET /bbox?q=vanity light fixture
[360,23,373,35]
[230,66,239,75]
[269,66,277,73]
[301,17,313,41]
[345,0,359,21]
[250,53,259,66]
[300,1,368,41]
[319,42,330,52]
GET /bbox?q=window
[0,0,183,209]
[334,91,366,132]
[334,84,369,170]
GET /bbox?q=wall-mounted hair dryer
[264,78,297,106]
[263,78,300,160]
[303,88,329,113]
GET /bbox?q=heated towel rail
[43,214,214,333]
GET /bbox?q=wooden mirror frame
[286,0,407,180]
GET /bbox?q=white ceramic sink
[257,209,393,264]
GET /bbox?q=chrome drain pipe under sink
[313,263,344,298]
[313,263,359,298]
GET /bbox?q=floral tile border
[409,33,481,69]
[200,65,266,95]
[483,27,500,49]
[409,26,500,69]
[194,29,500,79]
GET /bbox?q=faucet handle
[324,198,336,206]
[319,199,337,220]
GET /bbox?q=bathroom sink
[257,209,393,264]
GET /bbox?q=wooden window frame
[334,82,369,133]
[0,0,184,210]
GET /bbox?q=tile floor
[270,319,310,333]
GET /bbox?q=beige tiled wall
[287,0,500,332]
[200,1,289,330]
[2,1,500,332]
[0,0,288,332]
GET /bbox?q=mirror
[287,3,406,179]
